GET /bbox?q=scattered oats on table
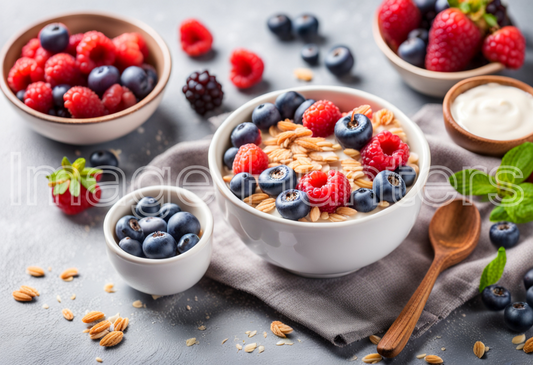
[198,325,206,331]
[236,344,242,352]
[369,335,381,345]
[186,338,198,347]
[512,334,526,344]
[244,343,257,353]
[132,300,143,308]
[186,305,192,311]
[104,283,115,293]
[96,357,103,363]
[362,353,382,363]
[221,338,228,345]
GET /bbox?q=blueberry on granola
[275,91,305,120]
[373,170,406,203]
[334,113,373,150]
[224,147,239,170]
[252,102,281,129]
[294,99,315,125]
[276,189,310,221]
[259,165,297,196]
[395,165,417,187]
[229,172,257,199]
[351,188,378,213]
[231,122,262,148]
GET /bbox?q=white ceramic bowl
[371,12,504,98]
[208,86,431,278]
[0,12,171,145]
[103,186,213,295]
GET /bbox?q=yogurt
[451,83,533,141]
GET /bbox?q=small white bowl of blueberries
[103,185,213,295]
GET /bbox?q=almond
[424,355,444,364]
[82,311,105,323]
[90,320,111,335]
[60,268,78,281]
[270,321,293,338]
[100,331,123,347]
[523,337,533,353]
[473,341,485,358]
[62,308,74,321]
[26,266,45,277]
[90,330,109,340]
[369,335,381,345]
[114,317,129,332]
[19,285,39,297]
[12,290,33,302]
[244,343,257,353]
[512,334,526,344]
[362,353,382,363]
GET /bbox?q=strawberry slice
[46,157,102,215]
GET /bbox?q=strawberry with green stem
[47,157,102,215]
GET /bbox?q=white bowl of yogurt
[208,86,431,278]
[444,76,533,157]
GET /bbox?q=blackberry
[182,70,223,115]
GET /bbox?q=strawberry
[46,157,102,215]
[425,8,483,72]
[378,0,421,52]
[482,26,526,69]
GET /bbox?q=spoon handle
[377,257,445,358]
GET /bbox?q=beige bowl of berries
[0,11,171,145]
[373,0,525,97]
[208,85,431,278]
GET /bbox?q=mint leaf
[497,142,533,184]
[80,176,97,193]
[459,2,471,13]
[54,180,69,196]
[503,183,533,224]
[479,247,507,292]
[61,157,71,167]
[483,13,498,27]
[72,158,86,172]
[490,205,512,222]
[81,167,103,177]
[449,169,498,196]
[69,178,80,197]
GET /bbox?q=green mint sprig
[449,142,533,224]
[479,247,507,292]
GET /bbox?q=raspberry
[182,70,223,115]
[21,38,40,58]
[302,100,341,137]
[361,130,410,179]
[113,32,149,70]
[378,0,421,51]
[44,53,80,87]
[179,19,213,57]
[63,86,105,118]
[76,31,116,74]
[482,26,525,70]
[229,49,264,89]
[7,57,44,92]
[232,143,269,175]
[425,9,482,72]
[296,170,351,213]
[24,81,53,113]
[66,33,84,56]
[102,84,137,114]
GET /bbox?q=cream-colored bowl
[103,186,213,295]
[372,12,504,98]
[208,86,431,278]
[0,11,171,145]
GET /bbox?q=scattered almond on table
[82,311,105,323]
[62,308,74,321]
[369,335,381,345]
[60,267,78,281]
[362,353,382,364]
[270,321,293,338]
[12,285,39,302]
[26,266,45,277]
[100,331,123,347]
[114,317,129,332]
[104,283,115,293]
[473,341,485,358]
[512,334,526,344]
[424,355,444,364]
[523,337,533,353]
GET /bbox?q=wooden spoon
[377,199,481,358]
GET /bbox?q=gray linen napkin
[131,104,533,346]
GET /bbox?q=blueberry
[48,108,57,116]
[408,28,429,44]
[293,99,315,124]
[135,196,161,218]
[89,150,119,172]
[52,84,70,107]
[293,14,319,39]
[16,90,26,102]
[159,203,182,223]
[301,44,319,65]
[139,217,167,238]
[142,64,158,86]
[224,147,239,170]
[524,268,533,290]
[481,285,511,311]
[143,231,177,259]
[229,172,257,199]
[373,170,406,203]
[118,237,144,257]
[39,23,69,53]
[435,0,449,13]
[276,189,310,221]
[275,91,305,120]
[177,233,200,254]
[252,103,281,129]
[334,113,373,150]
[527,287,533,308]
[414,0,436,14]
[267,14,292,39]
[351,188,378,213]
[167,211,201,243]
[88,66,120,96]
[120,66,155,99]
[489,222,520,249]
[398,38,426,68]
[504,302,533,332]
[231,122,260,148]
[56,108,71,118]
[258,165,297,196]
[115,215,144,241]
[395,165,417,187]
[325,46,355,76]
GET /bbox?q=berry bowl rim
[0,10,172,125]
[208,85,431,228]
[103,185,214,265]
[371,11,505,82]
